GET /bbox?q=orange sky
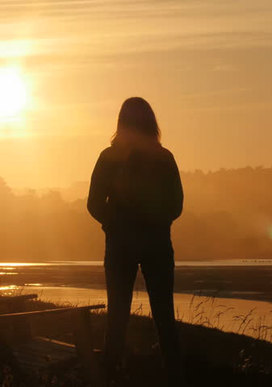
[0,0,271,188]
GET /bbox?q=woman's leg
[103,231,139,382]
[141,254,184,386]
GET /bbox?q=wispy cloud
[1,1,271,122]
[1,0,272,65]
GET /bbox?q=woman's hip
[104,228,174,267]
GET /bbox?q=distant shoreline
[1,258,272,267]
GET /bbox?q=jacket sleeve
[165,153,184,221]
[87,150,111,227]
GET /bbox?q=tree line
[0,166,271,261]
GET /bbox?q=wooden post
[73,309,102,385]
[2,297,33,343]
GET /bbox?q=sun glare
[0,67,27,121]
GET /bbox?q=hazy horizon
[6,163,272,191]
[1,167,271,262]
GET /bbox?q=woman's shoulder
[98,146,127,165]
[99,145,125,158]
[158,146,174,157]
[154,145,175,163]
[99,146,113,158]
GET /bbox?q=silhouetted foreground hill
[0,299,272,386]
[1,166,271,261]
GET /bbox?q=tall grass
[174,292,272,343]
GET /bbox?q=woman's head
[111,97,161,147]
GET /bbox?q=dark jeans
[103,226,182,385]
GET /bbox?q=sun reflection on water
[0,285,19,296]
[0,272,18,275]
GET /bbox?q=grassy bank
[1,298,272,386]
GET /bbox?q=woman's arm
[87,149,111,227]
[165,152,184,221]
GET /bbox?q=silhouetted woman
[87,97,184,386]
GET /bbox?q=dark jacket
[87,143,183,232]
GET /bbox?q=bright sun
[0,67,27,121]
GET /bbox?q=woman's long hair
[111,97,161,147]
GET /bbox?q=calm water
[1,260,272,343]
